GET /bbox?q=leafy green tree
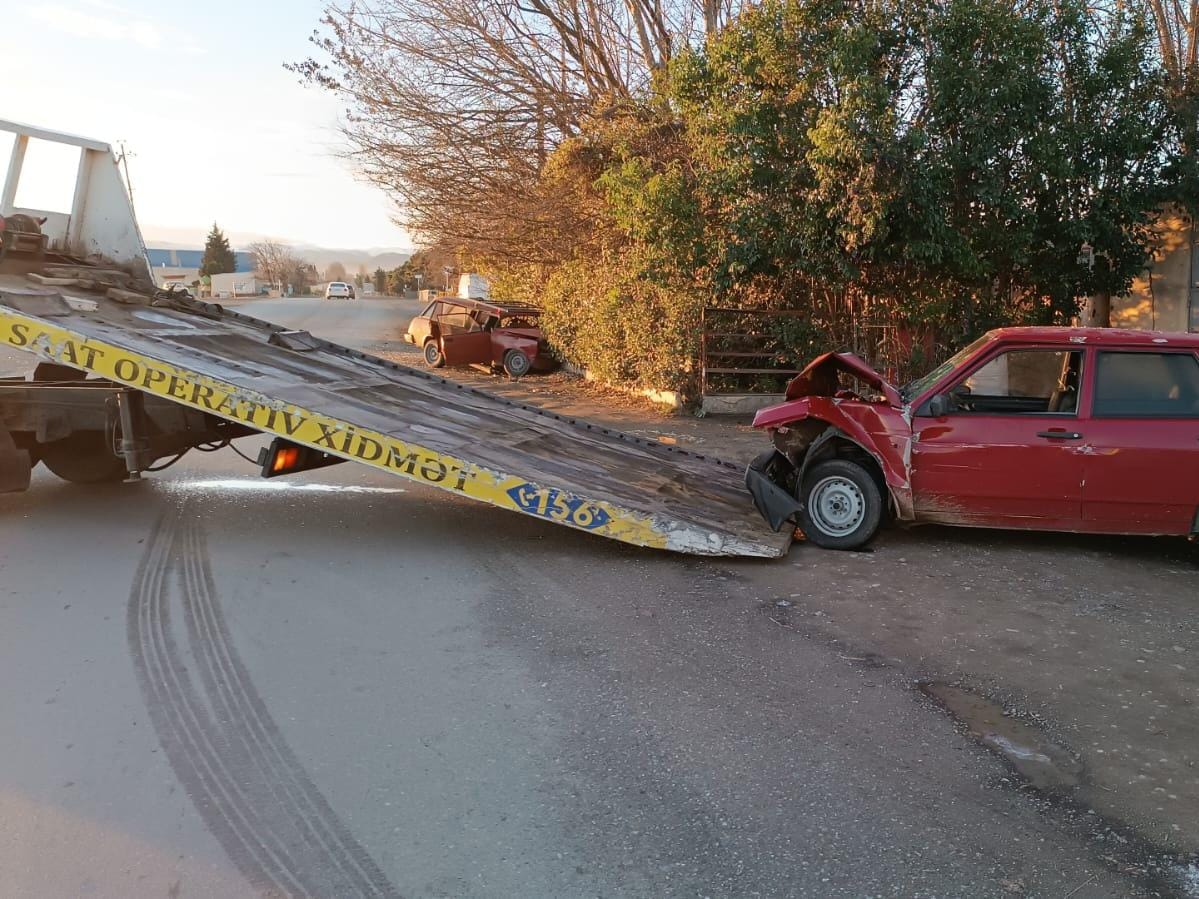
[615,0,1176,348]
[389,249,445,292]
[374,267,387,294]
[913,0,1173,331]
[199,223,237,276]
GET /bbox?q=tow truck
[0,120,791,558]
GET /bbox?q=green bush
[539,254,704,394]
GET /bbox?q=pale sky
[4,0,413,251]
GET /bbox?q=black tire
[423,340,446,368]
[503,349,532,378]
[797,458,883,550]
[39,431,127,484]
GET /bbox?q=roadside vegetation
[295,0,1198,395]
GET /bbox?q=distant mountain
[142,232,412,273]
[297,247,412,272]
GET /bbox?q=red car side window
[1092,352,1199,417]
[951,349,1082,415]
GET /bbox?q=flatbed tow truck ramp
[0,280,792,558]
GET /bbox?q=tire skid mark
[131,512,313,897]
[177,517,398,897]
[129,510,400,898]
[176,523,345,882]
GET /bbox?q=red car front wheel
[798,459,883,549]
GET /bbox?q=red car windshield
[900,335,990,403]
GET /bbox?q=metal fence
[700,308,807,398]
[700,306,937,399]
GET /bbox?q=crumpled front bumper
[744,448,802,532]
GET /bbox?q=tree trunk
[1080,290,1112,327]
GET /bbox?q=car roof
[985,326,1199,349]
[438,297,542,317]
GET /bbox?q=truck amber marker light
[257,438,345,479]
[272,445,299,473]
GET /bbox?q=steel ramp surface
[0,282,792,557]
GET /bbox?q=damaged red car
[747,327,1199,549]
[403,297,555,378]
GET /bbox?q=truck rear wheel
[39,431,127,484]
[798,459,882,550]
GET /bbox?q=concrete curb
[560,361,684,410]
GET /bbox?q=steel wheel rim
[809,475,865,537]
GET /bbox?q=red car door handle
[1036,430,1083,440]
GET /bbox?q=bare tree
[325,261,348,282]
[250,239,318,295]
[1141,0,1199,97]
[289,0,746,263]
[249,240,293,290]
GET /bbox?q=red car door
[441,330,492,365]
[911,346,1085,527]
[1079,349,1199,534]
[436,305,491,365]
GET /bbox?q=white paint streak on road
[177,479,407,495]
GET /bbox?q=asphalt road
[0,296,1183,898]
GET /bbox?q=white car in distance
[325,281,355,300]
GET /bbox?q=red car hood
[784,352,901,407]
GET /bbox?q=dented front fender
[753,395,916,521]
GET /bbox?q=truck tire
[423,340,446,368]
[39,431,127,484]
[798,459,882,550]
[503,349,531,378]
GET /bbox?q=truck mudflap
[0,422,31,493]
[0,281,793,558]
